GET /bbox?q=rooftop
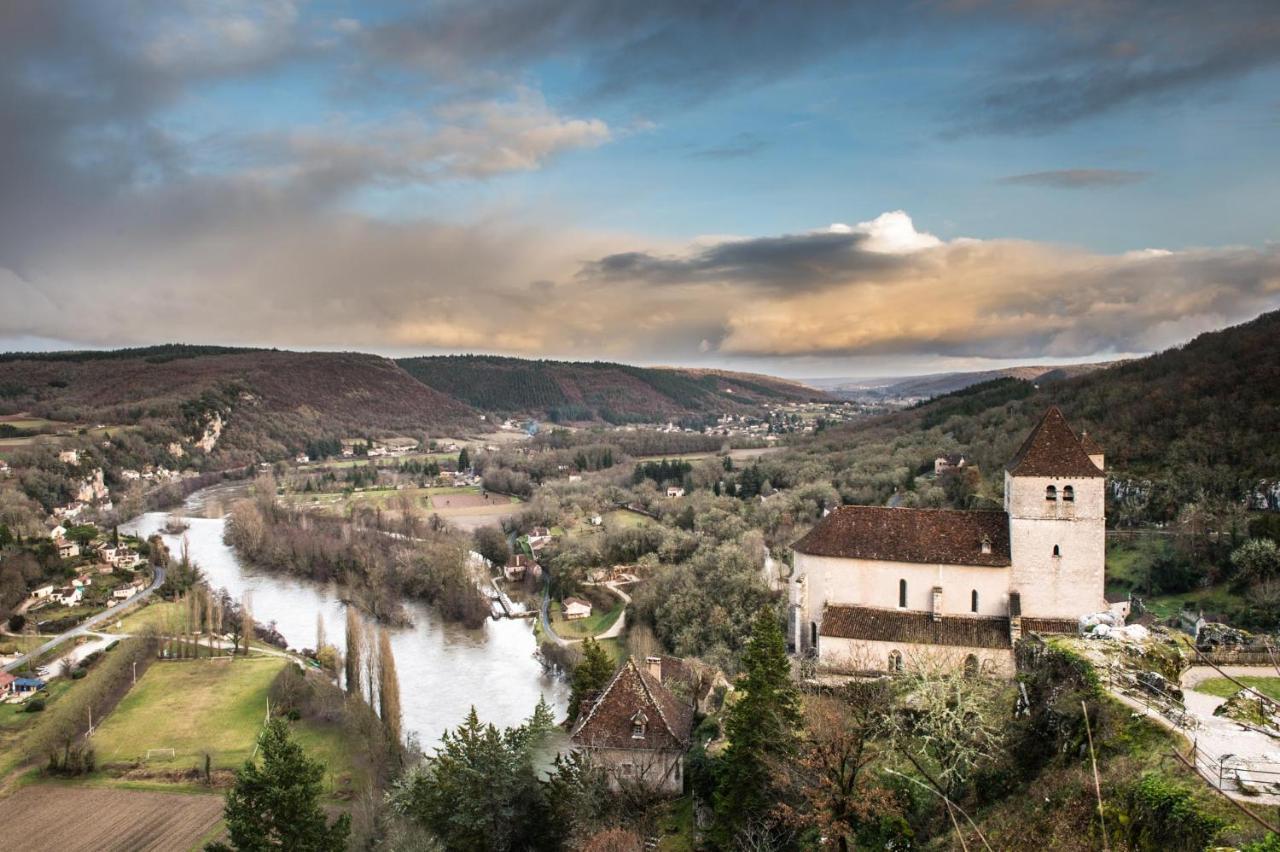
[794,506,1011,567]
[821,604,1012,649]
[1006,406,1103,478]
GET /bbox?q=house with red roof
[791,407,1106,677]
[569,656,695,795]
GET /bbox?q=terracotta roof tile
[793,506,1011,567]
[570,658,694,751]
[1006,407,1103,478]
[821,604,1012,649]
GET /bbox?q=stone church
[790,406,1107,676]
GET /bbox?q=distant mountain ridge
[396,354,829,423]
[813,309,1280,521]
[807,362,1118,401]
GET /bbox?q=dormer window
[980,535,992,555]
[631,711,648,739]
[1062,485,1074,502]
[1045,485,1057,501]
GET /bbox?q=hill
[807,362,1115,402]
[0,346,479,463]
[804,310,1280,523]
[396,355,829,423]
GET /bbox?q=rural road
[2,565,165,674]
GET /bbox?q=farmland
[282,484,523,532]
[0,784,225,852]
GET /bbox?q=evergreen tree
[567,637,614,723]
[713,608,801,845]
[207,718,350,851]
[458,447,470,471]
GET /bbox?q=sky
[2,1,1279,379]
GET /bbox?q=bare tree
[377,628,402,748]
[316,612,327,655]
[345,607,363,697]
[240,591,254,655]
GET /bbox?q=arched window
[810,622,818,650]
[1052,544,1061,557]
[1062,485,1074,502]
[898,579,907,608]
[888,650,903,673]
[964,654,979,678]
[1045,485,1057,501]
[971,590,979,613]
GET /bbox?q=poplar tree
[344,608,363,697]
[377,628,402,748]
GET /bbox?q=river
[121,482,569,749]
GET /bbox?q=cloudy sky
[2,1,1279,378]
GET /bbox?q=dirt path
[1178,664,1280,804]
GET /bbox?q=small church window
[810,622,818,650]
[1052,544,1061,557]
[898,579,907,608]
[888,650,903,673]
[1063,485,1075,502]
[1045,485,1057,501]
[971,590,979,613]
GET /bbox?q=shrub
[24,698,45,713]
[1117,773,1226,852]
[71,668,87,680]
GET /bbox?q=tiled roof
[793,506,1011,567]
[1078,431,1104,457]
[821,604,1012,649]
[1006,407,1103,478]
[570,658,694,751]
[1020,617,1079,635]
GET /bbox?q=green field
[105,601,182,634]
[0,634,50,656]
[550,600,625,639]
[603,509,652,528]
[1193,676,1280,702]
[90,657,354,790]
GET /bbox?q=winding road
[1,566,165,674]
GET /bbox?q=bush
[24,698,46,713]
[1117,773,1226,852]
[71,668,87,680]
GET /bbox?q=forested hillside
[801,310,1280,524]
[0,347,479,464]
[396,355,827,423]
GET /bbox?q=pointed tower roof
[1006,407,1103,477]
[1078,430,1104,457]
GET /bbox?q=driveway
[2,566,165,674]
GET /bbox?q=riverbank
[123,485,568,748]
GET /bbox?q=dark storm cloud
[580,230,903,291]
[997,169,1150,188]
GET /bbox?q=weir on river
[121,482,569,748]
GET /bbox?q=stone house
[791,407,1106,677]
[570,657,694,795]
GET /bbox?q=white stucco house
[790,407,1106,677]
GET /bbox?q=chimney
[646,656,663,683]
[931,586,943,622]
[1008,592,1022,643]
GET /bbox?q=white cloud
[828,210,944,254]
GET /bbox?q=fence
[1188,740,1280,797]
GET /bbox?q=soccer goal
[145,748,176,761]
